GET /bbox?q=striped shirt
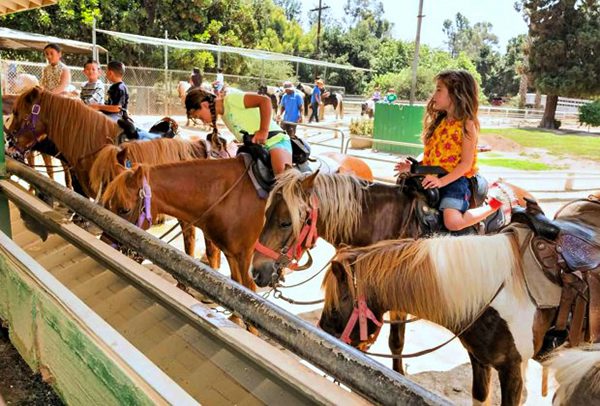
[80,80,105,105]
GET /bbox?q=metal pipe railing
[5,158,449,406]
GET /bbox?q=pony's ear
[25,86,42,103]
[284,163,293,171]
[330,260,348,284]
[301,169,319,192]
[126,165,146,188]
[116,148,127,166]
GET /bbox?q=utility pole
[409,0,425,105]
[310,0,330,79]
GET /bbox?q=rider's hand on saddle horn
[252,129,268,145]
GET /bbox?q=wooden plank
[0,232,199,405]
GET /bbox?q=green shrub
[349,118,374,137]
[579,100,600,128]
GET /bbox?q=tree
[484,35,526,100]
[442,13,498,59]
[518,0,600,128]
[274,0,302,23]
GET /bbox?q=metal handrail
[281,120,347,153]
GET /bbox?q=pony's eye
[279,221,292,229]
[117,208,131,216]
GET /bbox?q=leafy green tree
[518,0,600,128]
[274,0,302,23]
[442,13,498,59]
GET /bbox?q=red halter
[254,194,319,270]
[340,295,383,347]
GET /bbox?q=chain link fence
[1,59,345,117]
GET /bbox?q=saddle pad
[309,156,340,175]
[506,224,562,308]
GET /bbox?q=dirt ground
[0,325,63,405]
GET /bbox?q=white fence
[0,59,345,116]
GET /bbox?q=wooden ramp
[0,180,369,406]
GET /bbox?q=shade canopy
[97,29,372,72]
[0,0,56,16]
[0,27,108,54]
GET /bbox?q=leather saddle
[399,158,497,236]
[512,197,600,273]
[237,132,274,197]
[512,197,600,351]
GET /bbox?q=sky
[299,0,529,53]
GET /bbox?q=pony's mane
[101,165,150,210]
[34,90,121,162]
[269,169,366,241]
[323,234,527,331]
[90,138,208,195]
[547,344,600,404]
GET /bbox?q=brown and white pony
[546,345,600,405]
[319,235,538,405]
[321,91,344,120]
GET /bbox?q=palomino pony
[319,235,535,405]
[546,345,600,405]
[252,169,533,373]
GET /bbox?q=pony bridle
[254,194,319,279]
[340,269,383,351]
[7,103,45,159]
[135,176,153,228]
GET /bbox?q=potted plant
[349,118,373,149]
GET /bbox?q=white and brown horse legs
[469,352,493,406]
[387,310,407,374]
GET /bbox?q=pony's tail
[339,96,344,119]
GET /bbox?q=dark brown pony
[101,157,266,291]
[6,86,121,197]
[252,169,534,373]
[89,138,222,265]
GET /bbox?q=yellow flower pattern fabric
[422,118,477,178]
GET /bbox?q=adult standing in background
[277,81,303,137]
[40,43,71,94]
[309,79,323,123]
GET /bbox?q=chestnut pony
[101,157,264,291]
[6,87,218,264]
